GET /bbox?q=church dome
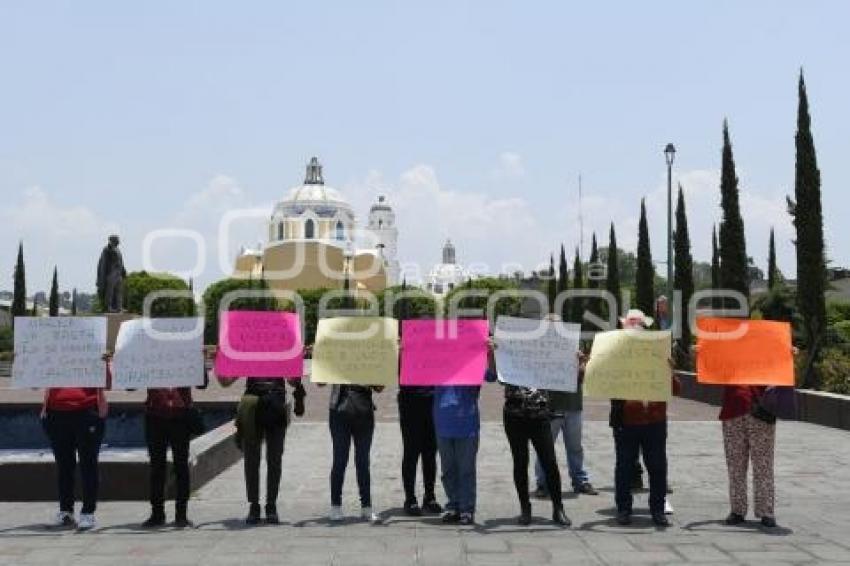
[281,157,349,205]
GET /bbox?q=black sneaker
[142,513,166,528]
[552,507,571,527]
[574,482,599,496]
[174,516,194,529]
[652,513,671,528]
[725,512,745,525]
[441,510,461,524]
[459,512,474,525]
[532,486,549,500]
[265,504,280,525]
[616,511,632,525]
[404,501,422,517]
[760,516,777,528]
[245,503,262,525]
[422,499,443,514]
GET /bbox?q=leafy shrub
[817,347,850,395]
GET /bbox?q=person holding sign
[212,343,307,526]
[397,385,442,517]
[606,310,679,528]
[39,360,110,531]
[326,385,383,524]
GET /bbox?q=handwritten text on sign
[696,318,794,386]
[494,316,580,392]
[583,330,672,402]
[112,318,204,389]
[12,316,107,388]
[215,311,304,378]
[401,319,489,386]
[311,317,399,386]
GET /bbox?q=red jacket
[45,388,99,411]
[719,386,766,421]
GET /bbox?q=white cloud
[491,151,526,179]
[0,186,120,293]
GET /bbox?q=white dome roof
[285,184,347,204]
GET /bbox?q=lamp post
[664,143,676,305]
[343,240,354,309]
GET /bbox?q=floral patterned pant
[722,414,776,518]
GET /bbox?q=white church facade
[234,157,399,292]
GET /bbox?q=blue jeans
[437,436,478,514]
[535,411,589,490]
[329,410,374,507]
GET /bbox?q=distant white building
[426,239,470,296]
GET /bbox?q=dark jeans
[398,394,437,504]
[43,410,105,514]
[503,412,563,509]
[145,414,191,512]
[329,410,374,507]
[614,421,667,515]
[437,436,478,514]
[243,420,286,506]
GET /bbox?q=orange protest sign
[696,318,794,386]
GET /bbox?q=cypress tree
[788,71,826,386]
[570,247,584,323]
[12,242,26,324]
[674,185,695,366]
[71,288,78,316]
[718,120,749,300]
[586,233,605,324]
[557,244,569,319]
[635,198,655,316]
[547,254,556,315]
[48,267,59,317]
[767,228,778,291]
[606,223,622,321]
[711,225,721,307]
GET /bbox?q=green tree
[767,227,778,290]
[718,120,749,300]
[635,198,655,315]
[125,271,194,318]
[48,267,59,317]
[443,276,522,319]
[711,225,721,308]
[557,244,569,319]
[605,223,622,319]
[787,71,827,387]
[202,277,289,344]
[673,185,695,367]
[570,247,584,323]
[585,232,606,326]
[547,254,556,315]
[377,283,438,320]
[12,242,26,324]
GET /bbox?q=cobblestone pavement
[2,406,850,564]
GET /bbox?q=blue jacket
[433,369,497,438]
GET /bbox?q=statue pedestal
[105,312,139,351]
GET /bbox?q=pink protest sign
[215,311,304,378]
[400,319,489,386]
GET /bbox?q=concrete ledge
[676,372,850,431]
[0,419,240,501]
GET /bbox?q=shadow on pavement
[682,519,794,536]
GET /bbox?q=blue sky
[2,1,848,292]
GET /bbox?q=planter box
[676,372,850,431]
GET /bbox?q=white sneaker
[329,505,344,522]
[52,511,76,528]
[77,513,96,531]
[361,507,381,524]
[664,499,674,515]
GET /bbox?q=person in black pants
[142,387,195,528]
[327,385,382,523]
[398,386,442,516]
[502,385,570,526]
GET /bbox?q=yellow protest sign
[584,330,672,402]
[311,317,399,386]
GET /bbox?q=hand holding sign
[400,319,489,386]
[696,318,794,386]
[494,316,580,392]
[584,330,672,402]
[215,311,304,378]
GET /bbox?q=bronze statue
[97,235,127,312]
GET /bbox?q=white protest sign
[12,317,107,388]
[494,316,581,392]
[112,318,204,389]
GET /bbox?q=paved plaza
[2,394,850,565]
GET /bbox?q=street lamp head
[664,143,676,167]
